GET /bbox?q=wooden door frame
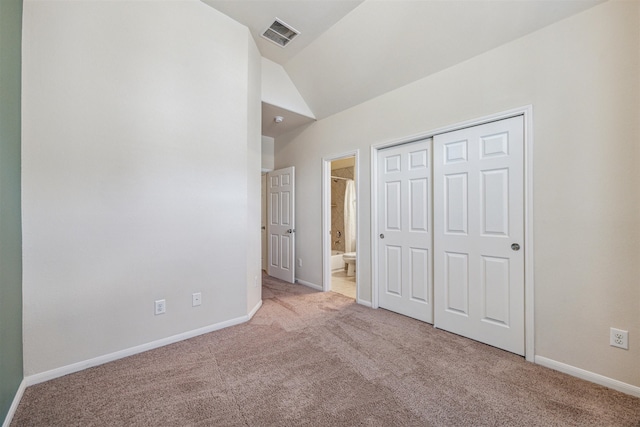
[370,105,535,361]
[322,150,361,301]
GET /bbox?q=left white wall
[246,32,263,314]
[22,0,261,376]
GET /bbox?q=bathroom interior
[330,156,356,299]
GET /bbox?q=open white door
[377,139,433,323]
[434,116,524,355]
[267,167,295,283]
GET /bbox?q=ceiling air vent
[261,18,300,48]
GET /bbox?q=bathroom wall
[330,166,354,252]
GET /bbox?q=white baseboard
[535,356,640,398]
[296,278,323,291]
[25,303,263,387]
[2,379,26,427]
[356,298,372,308]
[248,300,262,318]
[295,278,371,307]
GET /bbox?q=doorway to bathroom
[322,152,359,300]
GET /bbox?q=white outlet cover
[155,299,166,315]
[192,293,202,307]
[610,327,629,350]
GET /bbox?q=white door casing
[377,139,433,323]
[322,152,361,299]
[261,173,267,271]
[434,116,525,355]
[267,167,295,283]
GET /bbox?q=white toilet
[342,252,356,277]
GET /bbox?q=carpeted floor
[11,274,640,426]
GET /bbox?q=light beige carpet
[11,274,640,426]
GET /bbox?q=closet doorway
[322,152,359,300]
[371,108,534,359]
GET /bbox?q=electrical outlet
[192,292,202,307]
[610,328,628,350]
[155,299,166,315]
[254,276,259,288]
[298,258,302,267]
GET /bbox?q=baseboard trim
[296,279,322,291]
[356,298,372,308]
[25,303,263,387]
[2,379,26,427]
[248,299,262,318]
[535,356,640,398]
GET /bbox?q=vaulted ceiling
[203,0,604,121]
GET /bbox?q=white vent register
[262,19,300,47]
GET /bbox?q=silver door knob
[287,229,295,234]
[379,234,385,239]
[511,243,520,251]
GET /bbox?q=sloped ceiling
[201,0,363,65]
[203,0,604,121]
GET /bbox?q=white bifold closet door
[433,116,525,355]
[377,139,433,323]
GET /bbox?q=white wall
[261,135,275,171]
[22,0,261,376]
[275,1,640,387]
[246,35,262,314]
[262,57,314,118]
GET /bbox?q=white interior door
[377,139,432,323]
[434,116,524,355]
[267,167,295,283]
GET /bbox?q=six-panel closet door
[376,116,525,355]
[377,139,433,323]
[433,116,525,355]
